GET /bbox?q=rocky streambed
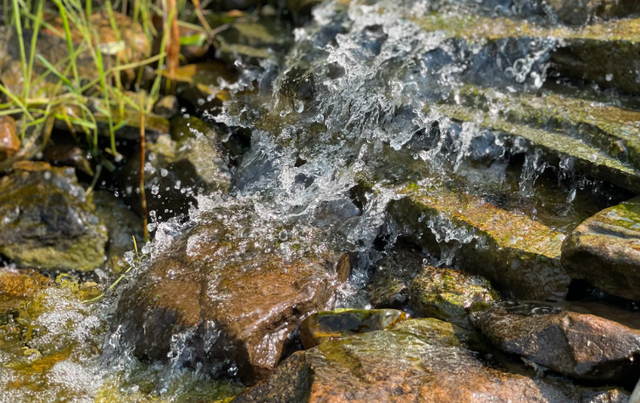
[2,0,640,402]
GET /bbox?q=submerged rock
[0,116,19,162]
[233,317,622,402]
[299,308,407,349]
[410,265,498,324]
[111,214,345,384]
[470,301,640,382]
[562,197,640,301]
[388,185,570,301]
[124,116,231,221]
[173,62,236,109]
[43,145,93,176]
[0,161,107,272]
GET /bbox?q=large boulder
[232,317,628,402]
[0,161,107,271]
[470,301,640,383]
[562,197,640,301]
[110,214,345,384]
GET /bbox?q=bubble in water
[294,99,305,113]
[606,73,613,82]
[279,230,289,241]
[161,169,169,177]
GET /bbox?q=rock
[213,16,293,64]
[470,301,640,382]
[370,244,424,309]
[562,197,640,301]
[299,309,408,349]
[111,214,345,384]
[0,161,107,272]
[287,0,324,16]
[207,0,261,11]
[42,145,93,176]
[123,116,231,221]
[433,86,640,193]
[233,317,621,402]
[0,116,19,162]
[153,95,180,119]
[388,185,570,301]
[172,62,236,109]
[0,268,51,299]
[410,265,498,323]
[92,191,144,273]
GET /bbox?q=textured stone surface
[0,162,107,271]
[0,116,19,162]
[562,197,640,301]
[470,301,640,382]
[111,214,345,384]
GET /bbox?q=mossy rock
[388,184,570,301]
[0,161,108,272]
[299,308,408,348]
[410,265,498,323]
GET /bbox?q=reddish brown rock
[470,301,640,382]
[112,214,345,384]
[0,116,19,161]
[233,318,626,402]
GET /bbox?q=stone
[562,197,640,301]
[172,62,236,109]
[286,0,324,16]
[410,265,498,323]
[233,317,623,402]
[433,86,640,193]
[299,309,408,349]
[388,185,570,301]
[370,243,425,310]
[123,116,231,221]
[153,95,180,119]
[0,161,108,272]
[42,145,93,176]
[0,268,51,299]
[92,191,144,274]
[110,214,346,384]
[470,301,640,382]
[0,116,19,161]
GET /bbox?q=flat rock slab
[112,214,343,384]
[562,197,640,301]
[388,185,570,301]
[470,301,640,382]
[233,318,627,402]
[0,161,107,271]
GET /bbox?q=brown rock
[470,301,640,382]
[43,145,93,176]
[233,317,621,402]
[370,244,424,310]
[111,214,344,384]
[562,197,640,301]
[0,116,19,161]
[0,268,51,299]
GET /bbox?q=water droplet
[294,99,305,113]
[279,230,288,241]
[606,73,613,82]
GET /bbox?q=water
[1,0,636,400]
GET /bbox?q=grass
[0,0,188,171]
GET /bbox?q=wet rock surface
[389,186,570,301]
[0,161,107,272]
[299,308,407,349]
[111,213,344,384]
[410,265,498,323]
[562,197,640,301]
[370,245,424,309]
[470,301,640,383]
[0,116,19,162]
[233,317,627,403]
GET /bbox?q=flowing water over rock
[3,0,640,401]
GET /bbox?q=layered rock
[0,162,107,271]
[388,185,570,301]
[562,197,640,301]
[470,301,640,382]
[111,214,345,384]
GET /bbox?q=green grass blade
[11,0,28,101]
